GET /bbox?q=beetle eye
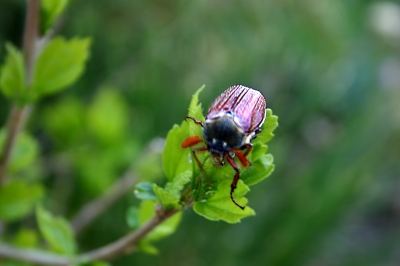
[222,142,227,148]
[212,138,217,145]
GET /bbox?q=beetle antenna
[184,116,204,127]
[191,147,214,187]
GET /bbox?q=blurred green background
[1,0,400,265]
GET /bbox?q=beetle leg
[243,143,253,157]
[226,155,245,210]
[192,146,213,186]
[181,136,203,148]
[242,143,253,166]
[184,116,205,127]
[191,147,206,173]
[232,150,249,167]
[232,144,252,167]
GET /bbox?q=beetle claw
[230,186,245,210]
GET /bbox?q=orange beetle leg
[243,143,253,157]
[233,150,251,167]
[181,136,203,148]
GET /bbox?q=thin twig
[23,0,40,85]
[71,170,138,234]
[0,0,40,184]
[0,244,70,266]
[75,207,178,262]
[0,104,32,185]
[0,207,179,265]
[71,138,166,234]
[0,2,181,265]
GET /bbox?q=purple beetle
[181,85,266,209]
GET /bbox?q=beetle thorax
[203,114,246,157]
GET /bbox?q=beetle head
[203,115,245,152]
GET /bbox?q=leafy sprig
[136,86,278,225]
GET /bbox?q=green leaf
[41,97,85,147]
[255,109,278,144]
[251,142,268,161]
[163,124,192,181]
[75,152,118,195]
[241,154,275,186]
[31,37,91,99]
[0,130,40,174]
[36,205,76,256]
[152,184,181,209]
[0,181,43,221]
[136,151,164,183]
[84,262,111,266]
[41,0,68,33]
[136,200,181,254]
[137,241,159,255]
[76,261,111,266]
[0,43,26,100]
[134,182,157,200]
[12,228,39,248]
[126,206,140,230]
[139,201,182,242]
[164,170,191,198]
[148,171,191,210]
[187,85,205,137]
[87,88,129,146]
[163,85,205,181]
[193,180,255,223]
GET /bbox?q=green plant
[156,86,277,222]
[0,1,277,265]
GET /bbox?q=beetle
[181,85,266,209]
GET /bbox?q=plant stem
[0,0,40,184]
[71,139,165,234]
[75,207,178,262]
[71,170,138,234]
[0,207,179,265]
[0,106,31,184]
[0,244,70,266]
[23,0,40,85]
